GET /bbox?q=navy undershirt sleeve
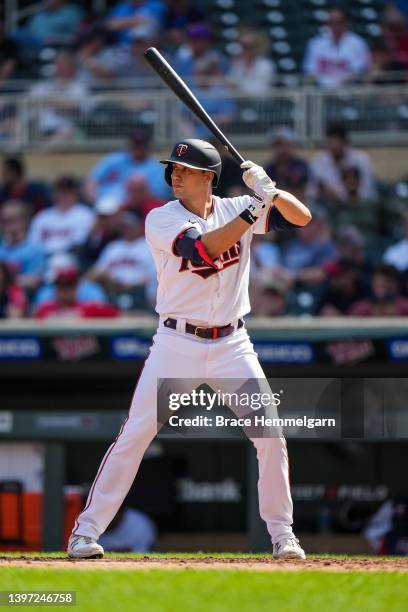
[267,206,301,232]
[174,227,204,265]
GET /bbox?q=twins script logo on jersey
[179,241,241,279]
[176,144,189,156]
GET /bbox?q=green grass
[0,567,407,612]
[0,554,406,612]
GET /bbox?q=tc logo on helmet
[176,144,189,156]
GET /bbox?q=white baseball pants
[73,322,294,545]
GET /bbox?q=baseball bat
[144,47,245,165]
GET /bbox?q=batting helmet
[160,139,222,188]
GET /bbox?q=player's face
[171,163,212,199]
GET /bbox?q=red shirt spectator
[34,267,118,319]
[349,297,408,317]
[122,174,164,218]
[36,301,119,319]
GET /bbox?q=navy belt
[163,317,244,340]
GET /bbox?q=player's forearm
[201,216,251,259]
[274,190,312,226]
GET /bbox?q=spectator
[0,20,19,87]
[88,211,156,311]
[115,30,161,82]
[99,505,156,552]
[25,0,84,47]
[383,208,408,271]
[0,157,52,213]
[264,127,310,202]
[310,123,377,203]
[332,167,399,258]
[382,7,408,67]
[76,27,120,84]
[317,259,368,316]
[29,51,89,145]
[105,0,165,47]
[349,264,408,316]
[28,176,95,257]
[251,273,288,317]
[335,225,373,286]
[364,38,407,85]
[0,261,26,318]
[0,200,46,291]
[303,6,371,88]
[34,265,119,319]
[86,128,170,201]
[180,56,235,138]
[251,233,282,274]
[122,174,164,218]
[79,192,122,267]
[280,207,337,285]
[163,0,204,51]
[227,29,275,95]
[172,23,226,80]
[33,252,108,310]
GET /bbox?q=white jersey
[29,204,95,256]
[94,237,156,285]
[303,30,371,89]
[145,195,267,326]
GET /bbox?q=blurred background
[0,0,408,556]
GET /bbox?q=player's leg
[208,327,304,557]
[70,328,204,554]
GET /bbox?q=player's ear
[204,170,213,185]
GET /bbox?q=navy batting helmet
[160,139,222,188]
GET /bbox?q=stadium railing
[1,81,408,151]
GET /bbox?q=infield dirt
[0,556,407,572]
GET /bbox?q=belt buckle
[194,326,208,338]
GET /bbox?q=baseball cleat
[273,537,306,560]
[67,534,104,559]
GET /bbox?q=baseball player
[68,139,311,560]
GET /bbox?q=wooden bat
[144,46,245,165]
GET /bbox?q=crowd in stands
[1,2,408,92]
[0,1,407,318]
[0,3,407,145]
[0,120,407,319]
[0,3,407,143]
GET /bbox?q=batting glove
[241,160,279,202]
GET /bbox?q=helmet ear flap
[164,164,173,186]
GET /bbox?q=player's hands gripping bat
[240,161,279,203]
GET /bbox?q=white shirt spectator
[29,79,88,135]
[310,147,376,201]
[94,237,155,286]
[383,238,408,271]
[228,56,275,94]
[99,508,156,552]
[29,205,95,255]
[303,29,371,88]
